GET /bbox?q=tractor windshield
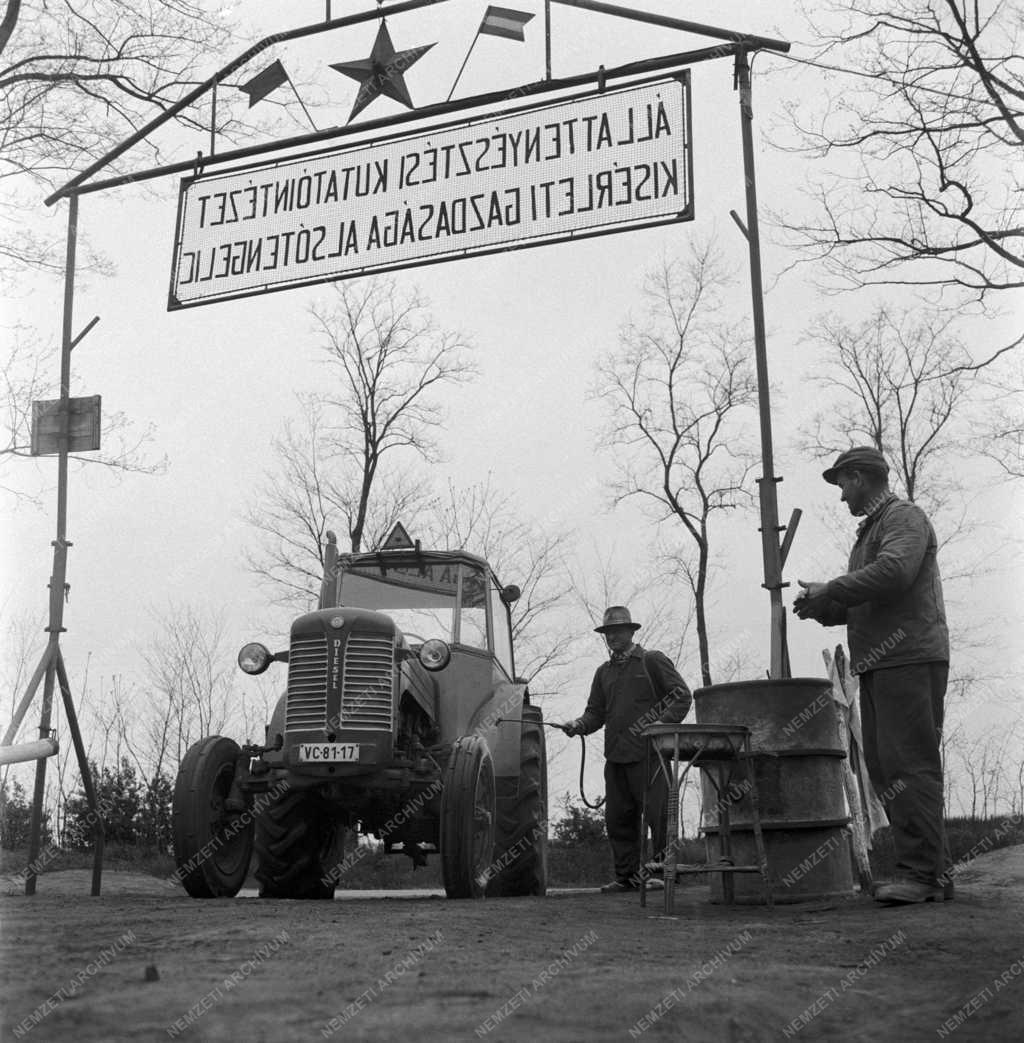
[339,560,489,651]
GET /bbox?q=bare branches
[780,0,1024,300]
[245,396,438,609]
[1,1,236,187]
[425,476,574,686]
[801,303,1024,562]
[594,242,759,685]
[139,603,238,776]
[246,278,474,604]
[973,355,1024,477]
[308,277,475,554]
[1,0,238,274]
[802,306,977,506]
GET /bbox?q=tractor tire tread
[487,706,548,897]
[254,788,339,900]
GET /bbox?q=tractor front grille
[340,633,394,730]
[285,635,328,730]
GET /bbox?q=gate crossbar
[69,44,727,200]
[44,0,454,207]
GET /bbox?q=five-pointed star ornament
[330,22,435,123]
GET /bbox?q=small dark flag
[240,59,289,107]
[478,5,535,42]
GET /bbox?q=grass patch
[0,844,175,879]
[868,814,1023,881]
[5,815,1017,890]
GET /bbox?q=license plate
[298,743,360,763]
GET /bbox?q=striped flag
[478,5,535,42]
[239,59,289,107]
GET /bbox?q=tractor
[171,524,548,900]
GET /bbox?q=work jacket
[577,644,691,763]
[820,494,949,674]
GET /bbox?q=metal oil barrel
[695,678,854,904]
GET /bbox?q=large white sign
[168,76,692,309]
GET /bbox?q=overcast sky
[4,0,1022,813]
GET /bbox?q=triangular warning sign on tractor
[380,522,414,550]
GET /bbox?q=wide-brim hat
[823,446,890,485]
[594,605,641,633]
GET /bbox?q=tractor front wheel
[440,736,496,899]
[172,736,254,898]
[254,788,342,899]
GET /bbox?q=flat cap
[822,446,890,485]
[594,606,642,633]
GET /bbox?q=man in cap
[563,607,692,892]
[793,446,951,905]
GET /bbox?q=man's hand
[561,719,586,737]
[793,580,830,620]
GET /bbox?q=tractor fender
[262,692,287,765]
[466,680,528,782]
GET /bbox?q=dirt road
[2,846,1023,1042]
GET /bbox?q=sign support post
[735,48,789,679]
[544,0,552,79]
[12,194,106,897]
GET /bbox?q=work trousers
[859,662,949,886]
[604,759,668,883]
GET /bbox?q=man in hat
[563,606,692,892]
[793,446,951,905]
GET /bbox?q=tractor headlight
[238,642,272,675]
[418,638,451,672]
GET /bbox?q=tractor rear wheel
[254,788,342,899]
[440,735,496,899]
[172,736,254,898]
[487,705,548,897]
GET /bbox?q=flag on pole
[240,59,289,107]
[478,5,535,42]
[447,6,535,103]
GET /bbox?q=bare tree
[951,721,1018,818]
[1013,733,1024,816]
[975,362,1024,477]
[781,0,1024,301]
[311,278,475,553]
[138,604,237,774]
[425,475,573,685]
[1,1,242,275]
[246,277,475,602]
[245,396,436,608]
[802,306,985,514]
[594,242,759,686]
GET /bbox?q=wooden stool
[640,723,772,913]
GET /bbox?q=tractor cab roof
[347,522,496,583]
[346,545,490,574]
